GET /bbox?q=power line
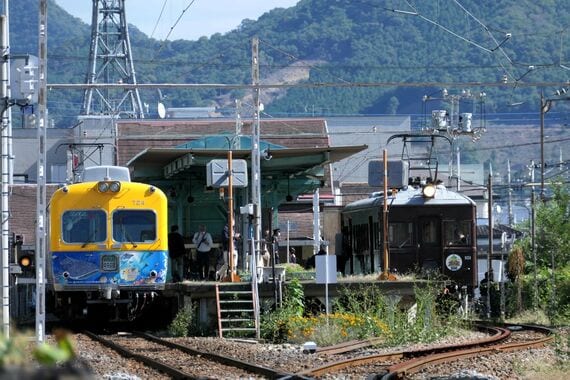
[47,80,570,91]
[150,0,169,39]
[156,0,197,55]
[460,136,570,152]
[47,53,570,73]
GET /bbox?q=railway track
[383,324,554,379]
[84,330,304,379]
[296,324,553,379]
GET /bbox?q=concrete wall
[13,127,73,183]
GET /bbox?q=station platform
[163,277,425,327]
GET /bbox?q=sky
[54,0,300,41]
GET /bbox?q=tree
[517,182,570,322]
[534,183,570,267]
[507,245,525,313]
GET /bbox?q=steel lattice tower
[82,0,144,118]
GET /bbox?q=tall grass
[260,281,466,346]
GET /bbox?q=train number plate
[101,255,118,271]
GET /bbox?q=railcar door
[417,216,442,272]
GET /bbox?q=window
[62,210,106,244]
[112,210,156,243]
[352,223,369,255]
[389,222,414,248]
[444,221,471,246]
[420,219,439,244]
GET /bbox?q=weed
[168,304,194,337]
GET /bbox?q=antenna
[157,102,166,119]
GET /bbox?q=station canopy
[126,135,367,182]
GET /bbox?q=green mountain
[5,0,570,126]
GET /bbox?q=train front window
[444,221,471,246]
[62,210,106,244]
[389,223,414,248]
[112,210,156,243]
[420,219,439,244]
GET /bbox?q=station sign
[207,159,248,188]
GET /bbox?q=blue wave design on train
[51,250,168,285]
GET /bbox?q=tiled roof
[117,118,329,165]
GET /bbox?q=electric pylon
[82,0,144,118]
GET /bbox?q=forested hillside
[5,0,570,126]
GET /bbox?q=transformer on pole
[82,0,144,118]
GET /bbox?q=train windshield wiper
[81,230,99,248]
[123,231,138,248]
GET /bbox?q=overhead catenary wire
[150,0,169,40]
[156,0,197,55]
[399,0,515,82]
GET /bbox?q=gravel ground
[39,327,568,380]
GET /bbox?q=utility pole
[531,185,537,310]
[456,146,461,191]
[486,171,493,319]
[0,8,9,338]
[380,149,390,280]
[251,37,261,289]
[539,91,550,201]
[507,160,513,226]
[35,0,48,344]
[234,100,242,149]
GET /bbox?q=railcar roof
[343,185,475,211]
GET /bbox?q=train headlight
[109,181,121,192]
[97,181,110,193]
[422,184,436,198]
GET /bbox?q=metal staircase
[216,283,258,339]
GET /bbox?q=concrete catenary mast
[82,0,144,118]
[35,0,48,344]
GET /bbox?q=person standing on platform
[272,228,281,265]
[192,225,213,280]
[222,221,241,272]
[168,225,186,282]
[289,247,297,264]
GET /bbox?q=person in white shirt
[192,224,213,280]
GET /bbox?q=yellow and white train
[48,166,169,321]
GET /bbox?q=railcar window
[112,210,156,243]
[62,210,106,244]
[389,223,414,247]
[353,224,369,255]
[372,221,380,250]
[444,221,471,246]
[421,219,438,244]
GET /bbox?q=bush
[168,305,194,337]
[519,265,570,325]
[260,278,305,343]
[286,312,389,345]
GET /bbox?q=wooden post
[226,149,240,282]
[379,149,395,280]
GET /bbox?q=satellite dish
[157,102,166,119]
